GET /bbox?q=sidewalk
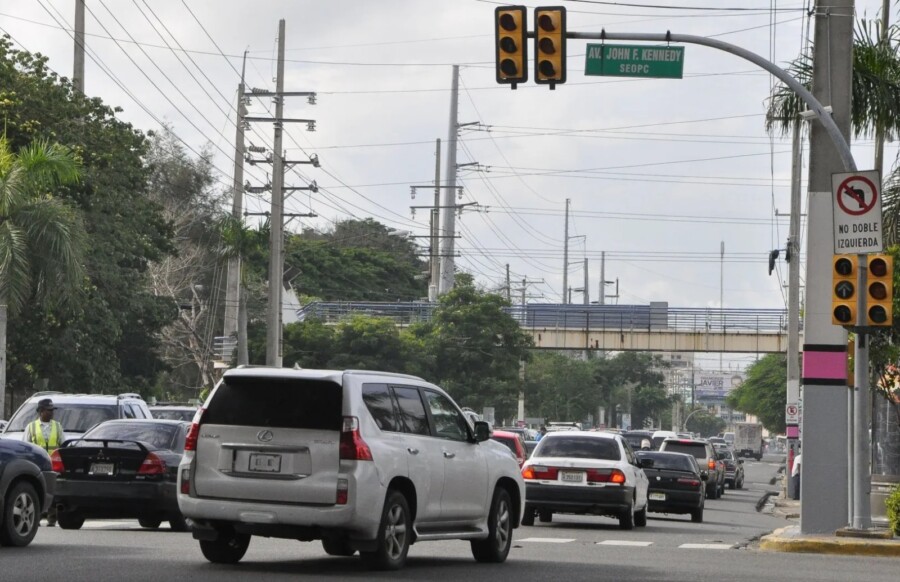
[758,496,900,557]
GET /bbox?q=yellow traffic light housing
[866,254,893,326]
[534,7,566,87]
[495,6,528,88]
[832,255,857,326]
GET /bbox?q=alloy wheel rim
[384,504,407,560]
[495,498,510,547]
[12,492,35,536]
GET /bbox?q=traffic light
[866,254,893,326]
[534,6,566,87]
[832,255,857,326]
[495,6,528,87]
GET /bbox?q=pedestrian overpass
[288,301,788,354]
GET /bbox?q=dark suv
[658,438,724,499]
[0,439,56,546]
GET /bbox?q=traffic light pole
[852,258,872,530]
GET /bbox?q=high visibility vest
[30,419,62,452]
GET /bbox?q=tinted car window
[392,386,430,436]
[362,383,400,432]
[662,442,710,460]
[7,404,117,432]
[424,391,468,442]
[82,422,181,451]
[638,452,695,472]
[204,377,342,431]
[535,436,621,460]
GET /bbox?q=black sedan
[0,438,56,546]
[50,419,190,531]
[636,451,706,523]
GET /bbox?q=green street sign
[585,44,684,79]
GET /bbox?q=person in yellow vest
[24,398,66,526]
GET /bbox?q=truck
[733,422,764,460]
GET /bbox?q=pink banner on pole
[802,350,847,381]
[786,426,800,438]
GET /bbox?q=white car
[178,367,525,571]
[521,431,650,529]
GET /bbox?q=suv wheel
[361,490,411,571]
[322,537,356,556]
[199,528,251,564]
[619,501,635,530]
[138,517,162,529]
[471,487,512,563]
[634,503,648,527]
[691,506,704,523]
[57,511,85,530]
[538,509,552,523]
[0,482,39,547]
[168,513,190,532]
[521,503,535,526]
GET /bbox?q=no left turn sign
[832,170,883,254]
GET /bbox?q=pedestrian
[24,398,66,526]
[790,452,802,501]
[535,425,548,442]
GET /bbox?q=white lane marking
[518,537,576,543]
[78,520,141,530]
[597,540,653,547]
[679,543,733,549]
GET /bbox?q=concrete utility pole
[73,0,85,93]
[801,0,855,534]
[431,139,441,301]
[583,258,589,305]
[600,251,606,305]
[439,66,460,295]
[786,116,802,500]
[223,53,248,348]
[563,198,570,304]
[506,264,512,302]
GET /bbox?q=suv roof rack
[117,393,144,400]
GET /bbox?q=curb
[755,490,778,512]
[759,526,900,557]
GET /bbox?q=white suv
[177,367,525,570]
[1,392,153,441]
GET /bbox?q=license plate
[89,463,114,476]
[560,471,584,483]
[249,453,282,473]
[649,492,666,501]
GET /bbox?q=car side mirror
[473,421,491,442]
[639,458,654,469]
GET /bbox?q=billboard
[695,373,744,401]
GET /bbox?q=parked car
[521,431,649,530]
[719,449,745,489]
[635,451,706,523]
[491,430,527,468]
[0,438,56,546]
[1,392,153,442]
[149,405,198,422]
[51,419,191,531]
[658,438,724,499]
[178,367,525,570]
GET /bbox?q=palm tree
[0,136,85,416]
[215,213,268,366]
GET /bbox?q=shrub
[887,485,900,535]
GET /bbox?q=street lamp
[682,407,705,432]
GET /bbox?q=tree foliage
[726,354,787,433]
[685,409,726,438]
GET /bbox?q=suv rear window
[204,377,342,431]
[662,442,709,460]
[535,436,621,460]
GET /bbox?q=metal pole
[853,257,872,530]
[720,241,724,370]
[265,20,285,367]
[506,264,512,302]
[563,198,570,304]
[224,55,247,341]
[584,258,589,305]
[73,0,85,94]
[439,66,459,295]
[600,251,605,305]
[786,116,802,499]
[430,138,441,301]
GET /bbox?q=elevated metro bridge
[292,301,789,354]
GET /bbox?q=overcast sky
[1,1,893,371]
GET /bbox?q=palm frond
[0,222,34,311]
[16,140,81,192]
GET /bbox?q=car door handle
[407,448,419,455]
[443,451,455,459]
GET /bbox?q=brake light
[708,458,716,470]
[340,417,373,461]
[50,450,64,473]
[522,465,559,480]
[609,469,626,484]
[677,477,701,487]
[138,452,167,476]
[336,478,349,505]
[183,407,205,452]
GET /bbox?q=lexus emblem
[257,430,274,442]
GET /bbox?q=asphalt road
[3,454,896,581]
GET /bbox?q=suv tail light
[180,467,191,495]
[184,407,206,452]
[336,478,349,504]
[340,417,373,461]
[50,450,64,473]
[138,452,166,476]
[707,458,716,470]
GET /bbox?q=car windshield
[535,436,621,460]
[5,403,118,433]
[639,452,695,472]
[82,422,182,452]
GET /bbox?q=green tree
[685,409,726,438]
[592,352,668,429]
[523,351,596,423]
[0,136,85,415]
[726,354,787,433]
